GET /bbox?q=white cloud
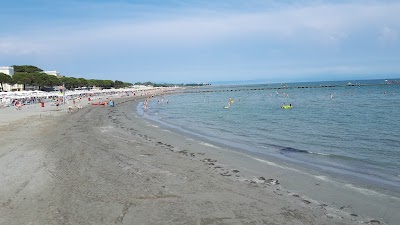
[60,2,400,50]
[0,38,41,55]
[1,1,400,55]
[379,26,398,46]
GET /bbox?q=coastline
[0,93,395,224]
[135,97,400,225]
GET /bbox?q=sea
[137,79,400,195]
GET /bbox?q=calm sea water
[138,79,400,192]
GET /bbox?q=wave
[314,175,330,181]
[344,184,400,199]
[280,147,331,156]
[199,142,221,149]
[252,157,303,173]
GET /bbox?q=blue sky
[1,0,399,83]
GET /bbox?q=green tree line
[0,65,132,91]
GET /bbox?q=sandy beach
[0,94,393,225]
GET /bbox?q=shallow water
[139,79,400,194]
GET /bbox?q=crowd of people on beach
[1,87,180,114]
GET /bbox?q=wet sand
[0,96,393,225]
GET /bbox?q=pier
[182,83,397,94]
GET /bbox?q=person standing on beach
[143,98,150,110]
[109,100,115,107]
[14,100,22,110]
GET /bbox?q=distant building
[0,66,23,92]
[44,70,61,77]
[0,66,14,76]
[1,67,65,92]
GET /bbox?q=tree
[87,79,96,88]
[60,77,79,90]
[9,65,135,91]
[13,65,43,73]
[95,80,106,88]
[123,82,133,87]
[0,72,12,91]
[45,74,62,87]
[31,72,48,90]
[103,80,114,89]
[114,80,125,88]
[32,73,62,90]
[12,72,34,90]
[89,79,114,89]
[77,78,88,88]
[88,79,98,87]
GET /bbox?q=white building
[1,67,64,92]
[0,66,14,76]
[44,70,60,76]
[0,66,23,92]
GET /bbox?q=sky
[0,0,399,84]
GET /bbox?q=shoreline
[137,97,400,193]
[145,108,400,197]
[134,99,400,225]
[0,94,395,224]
